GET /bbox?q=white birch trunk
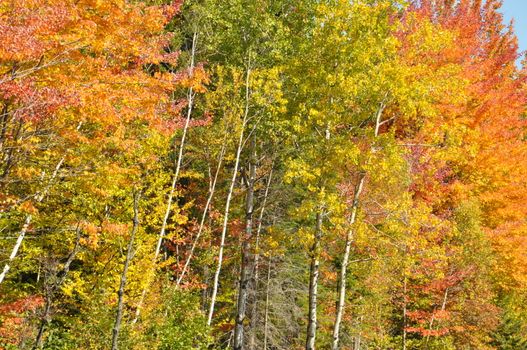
[0,157,65,284]
[133,33,197,322]
[249,166,273,349]
[111,192,140,350]
[305,211,323,350]
[263,259,272,350]
[154,32,198,259]
[176,138,227,286]
[331,101,385,349]
[331,176,365,350]
[207,67,251,326]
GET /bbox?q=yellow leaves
[13,166,40,181]
[284,158,320,186]
[181,169,204,181]
[401,12,455,59]
[249,67,287,111]
[171,211,188,226]
[260,227,286,256]
[61,270,88,299]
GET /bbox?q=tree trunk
[154,31,197,259]
[402,275,407,350]
[331,175,365,350]
[111,192,140,350]
[0,118,22,180]
[0,157,65,284]
[207,67,251,326]
[354,316,363,350]
[233,135,257,350]
[33,299,52,350]
[330,99,386,349]
[306,211,323,350]
[263,258,272,350]
[133,32,198,323]
[425,287,449,345]
[249,166,273,349]
[33,225,82,349]
[176,136,227,286]
[0,104,9,154]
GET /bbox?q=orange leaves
[178,64,211,94]
[0,295,44,346]
[321,269,338,283]
[78,220,133,250]
[0,0,193,134]
[0,0,73,62]
[0,295,44,314]
[491,222,527,290]
[80,221,99,249]
[403,2,527,296]
[18,201,37,215]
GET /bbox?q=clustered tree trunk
[233,135,257,350]
[208,66,252,326]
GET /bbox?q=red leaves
[162,0,184,23]
[406,309,453,337]
[0,79,73,122]
[406,326,451,337]
[161,51,181,66]
[0,295,44,314]
[0,295,44,346]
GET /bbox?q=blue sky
[500,0,527,65]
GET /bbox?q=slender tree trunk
[111,192,140,350]
[263,259,272,350]
[306,211,323,350]
[34,299,52,350]
[133,33,198,323]
[440,288,449,311]
[0,118,22,180]
[154,31,197,259]
[331,176,365,350]
[330,100,386,349]
[207,66,251,326]
[176,136,227,286]
[233,136,257,350]
[249,166,273,349]
[402,275,407,350]
[0,104,9,154]
[354,316,363,350]
[0,157,65,284]
[33,225,82,349]
[425,287,449,345]
[201,227,213,312]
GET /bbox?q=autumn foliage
[1,0,527,349]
